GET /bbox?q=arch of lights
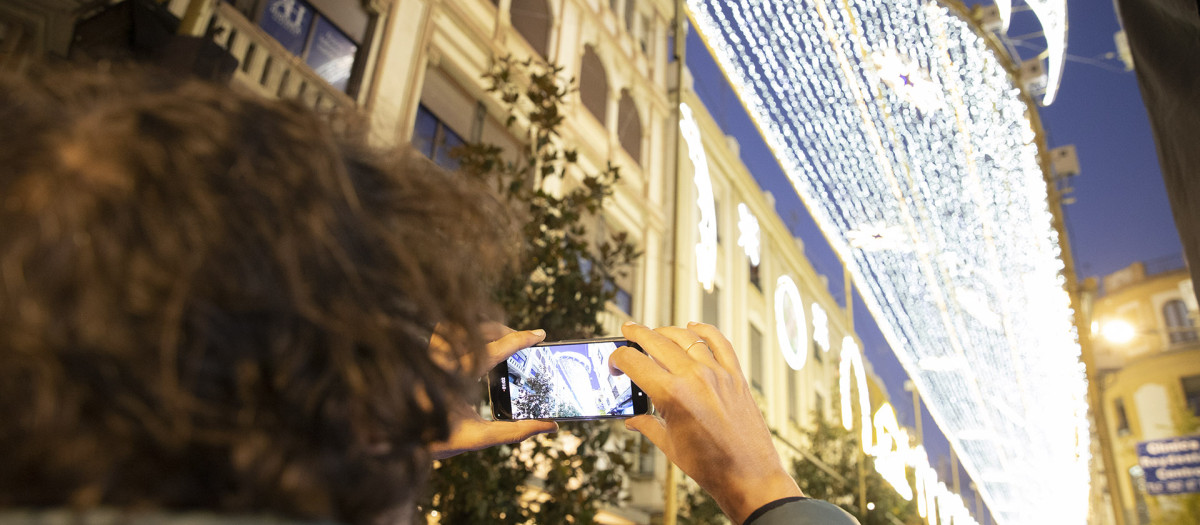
[685,1,1089,523]
[989,1,1067,105]
[1022,0,1068,105]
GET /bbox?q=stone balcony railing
[203,2,354,112]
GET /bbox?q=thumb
[625,415,670,453]
[486,419,559,445]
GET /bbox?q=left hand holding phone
[427,324,558,460]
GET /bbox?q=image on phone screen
[500,340,641,419]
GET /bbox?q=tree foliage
[418,55,639,523]
[455,56,639,340]
[790,415,922,525]
[512,361,556,419]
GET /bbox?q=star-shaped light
[737,203,762,266]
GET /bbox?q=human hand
[611,322,802,524]
[427,324,558,460]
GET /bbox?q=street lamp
[1099,319,1137,345]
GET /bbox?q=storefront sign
[1137,435,1200,495]
[260,0,314,56]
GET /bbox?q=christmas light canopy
[686,1,1089,523]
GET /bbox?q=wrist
[720,469,803,525]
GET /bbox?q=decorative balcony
[203,2,353,112]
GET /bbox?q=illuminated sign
[679,102,717,292]
[840,338,979,525]
[737,203,761,266]
[774,275,808,370]
[812,303,830,352]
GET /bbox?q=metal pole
[951,447,961,495]
[1080,315,1128,525]
[663,1,688,524]
[858,449,868,518]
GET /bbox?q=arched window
[579,46,608,126]
[1163,299,1197,344]
[617,89,642,165]
[510,0,551,57]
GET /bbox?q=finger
[687,322,744,377]
[609,345,672,399]
[480,321,515,342]
[481,328,547,373]
[430,419,558,460]
[609,346,628,376]
[482,419,558,445]
[625,414,670,455]
[655,326,719,368]
[621,322,691,373]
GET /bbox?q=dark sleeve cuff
[742,496,810,525]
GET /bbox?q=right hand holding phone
[611,322,803,525]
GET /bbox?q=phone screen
[489,338,648,420]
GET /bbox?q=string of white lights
[685,1,1089,523]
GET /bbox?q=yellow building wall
[1090,266,1200,524]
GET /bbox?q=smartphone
[489,337,651,421]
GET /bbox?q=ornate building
[1089,258,1200,525]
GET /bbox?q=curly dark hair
[0,64,513,524]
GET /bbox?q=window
[812,337,823,364]
[256,0,370,94]
[510,0,551,57]
[623,0,636,33]
[1114,397,1130,435]
[750,324,764,391]
[617,90,642,165]
[1163,299,1197,344]
[579,46,608,126]
[1183,375,1200,418]
[703,285,720,329]
[604,279,633,316]
[814,391,825,422]
[749,261,761,291]
[412,104,465,170]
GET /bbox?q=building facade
[1089,259,1200,525]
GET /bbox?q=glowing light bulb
[1101,320,1137,345]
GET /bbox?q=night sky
[683,0,1179,519]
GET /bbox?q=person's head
[0,64,511,524]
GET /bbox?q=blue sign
[305,16,357,92]
[259,0,314,56]
[1137,435,1200,495]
